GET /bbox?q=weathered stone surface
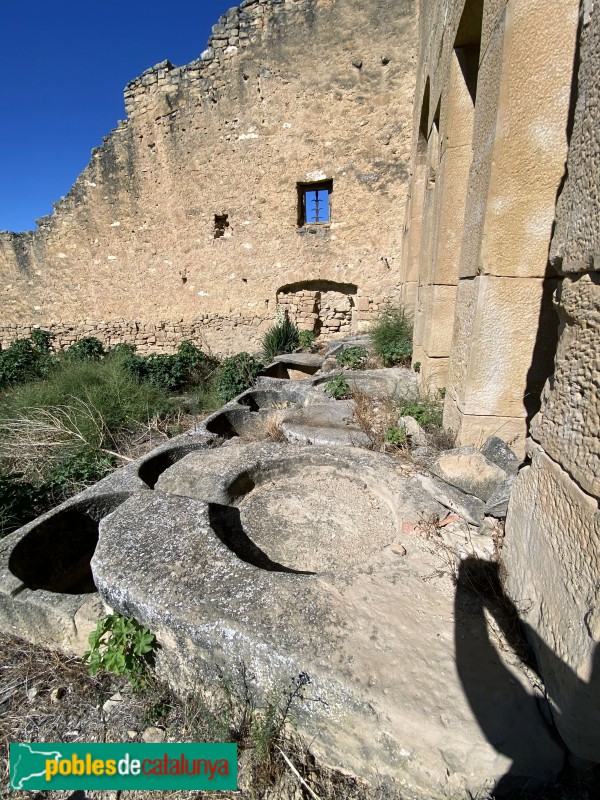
[279,402,370,447]
[398,414,428,446]
[93,466,562,796]
[504,447,600,762]
[314,367,418,401]
[414,473,485,526]
[531,274,600,497]
[484,475,515,518]
[272,352,323,369]
[480,436,521,476]
[430,446,506,502]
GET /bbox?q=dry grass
[265,414,286,443]
[351,390,409,455]
[0,634,405,800]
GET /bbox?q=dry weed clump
[0,634,404,800]
[351,390,408,455]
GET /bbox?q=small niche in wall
[214,214,231,239]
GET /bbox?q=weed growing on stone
[336,346,367,369]
[83,612,156,691]
[298,329,316,350]
[399,397,443,429]
[384,425,407,447]
[370,303,413,366]
[324,374,351,399]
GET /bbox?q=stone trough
[0,370,565,798]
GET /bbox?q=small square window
[298,180,332,226]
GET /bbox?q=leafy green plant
[384,425,407,446]
[30,328,54,354]
[297,330,315,351]
[370,303,413,366]
[47,450,115,498]
[336,346,366,369]
[0,333,55,388]
[413,361,421,373]
[83,612,156,690]
[216,353,263,403]
[65,337,105,361]
[0,472,45,538]
[261,318,299,364]
[123,341,218,392]
[399,399,443,429]
[324,375,350,399]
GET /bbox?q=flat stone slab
[279,401,370,447]
[313,367,418,401]
[273,352,324,368]
[94,442,562,798]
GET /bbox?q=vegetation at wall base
[261,318,300,364]
[370,303,413,366]
[217,352,263,403]
[399,399,443,429]
[297,330,316,351]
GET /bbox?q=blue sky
[0,1,234,232]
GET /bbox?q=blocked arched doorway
[276,280,358,338]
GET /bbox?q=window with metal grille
[297,180,332,226]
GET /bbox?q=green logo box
[10,742,237,791]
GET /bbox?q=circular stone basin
[236,467,397,573]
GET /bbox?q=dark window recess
[214,214,230,239]
[298,181,332,226]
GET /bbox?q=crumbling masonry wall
[0,0,417,354]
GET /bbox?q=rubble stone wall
[0,0,417,354]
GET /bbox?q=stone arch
[276,280,358,338]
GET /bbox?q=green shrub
[65,337,105,361]
[47,450,115,498]
[261,318,299,364]
[370,303,413,366]
[0,356,168,460]
[336,346,367,369]
[0,472,45,538]
[0,332,55,388]
[324,375,350,400]
[83,612,156,690]
[123,341,218,392]
[399,399,443,429]
[217,353,263,403]
[413,361,421,373]
[384,425,407,446]
[298,330,315,351]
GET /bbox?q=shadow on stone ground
[455,557,600,798]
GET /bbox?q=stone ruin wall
[0,0,417,356]
[401,0,599,763]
